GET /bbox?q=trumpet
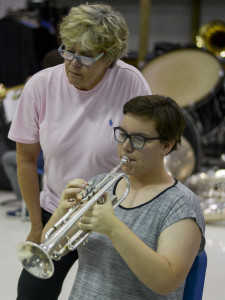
[17,156,130,279]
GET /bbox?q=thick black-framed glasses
[58,44,104,66]
[113,127,162,149]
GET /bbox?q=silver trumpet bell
[17,156,130,279]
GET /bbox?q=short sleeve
[8,76,41,144]
[161,187,205,254]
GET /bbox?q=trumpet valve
[82,188,98,203]
[111,195,118,206]
[97,196,105,205]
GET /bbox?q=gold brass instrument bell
[0,83,24,99]
[17,156,130,279]
[196,20,225,59]
[0,83,7,100]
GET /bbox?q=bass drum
[142,47,225,157]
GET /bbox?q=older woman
[9,3,151,299]
[43,95,205,300]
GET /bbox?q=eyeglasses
[113,127,162,149]
[58,44,104,66]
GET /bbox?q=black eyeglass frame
[113,127,162,149]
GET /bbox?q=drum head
[142,47,223,107]
[164,136,196,182]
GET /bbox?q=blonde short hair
[59,3,129,64]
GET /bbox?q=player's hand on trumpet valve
[78,192,117,236]
[54,179,89,218]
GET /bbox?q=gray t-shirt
[69,174,205,300]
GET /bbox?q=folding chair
[183,251,207,300]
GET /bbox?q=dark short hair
[123,95,186,152]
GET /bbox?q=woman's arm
[17,142,42,243]
[79,195,202,295]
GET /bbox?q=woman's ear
[162,140,175,156]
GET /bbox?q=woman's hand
[78,193,118,236]
[54,179,89,219]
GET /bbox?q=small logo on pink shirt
[109,119,113,126]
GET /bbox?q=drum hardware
[17,156,130,279]
[185,169,225,223]
[200,119,225,158]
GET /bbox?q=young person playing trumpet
[42,95,205,300]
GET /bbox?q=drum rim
[141,45,225,107]
[142,45,224,71]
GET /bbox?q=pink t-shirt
[8,60,151,213]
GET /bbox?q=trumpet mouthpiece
[121,156,130,164]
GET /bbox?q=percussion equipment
[196,20,225,59]
[0,83,24,123]
[185,169,225,223]
[165,136,196,183]
[17,156,130,279]
[0,83,6,99]
[142,47,225,157]
[164,108,202,182]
